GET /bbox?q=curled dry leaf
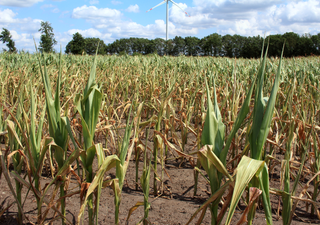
[236,187,262,225]
[80,182,91,202]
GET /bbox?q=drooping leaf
[225,156,265,225]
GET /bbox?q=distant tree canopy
[65,33,107,55]
[65,31,320,58]
[65,32,86,55]
[38,21,57,53]
[0,28,17,53]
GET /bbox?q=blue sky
[0,0,319,52]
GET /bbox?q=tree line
[66,32,320,58]
[1,21,320,58]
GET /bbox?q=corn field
[0,50,320,225]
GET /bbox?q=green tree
[222,34,234,57]
[0,28,17,53]
[153,38,166,56]
[172,36,185,56]
[144,39,157,55]
[241,36,263,58]
[297,34,314,56]
[131,37,146,54]
[311,34,320,55]
[201,33,222,56]
[185,36,200,56]
[268,34,284,57]
[165,39,175,55]
[282,32,299,57]
[38,21,57,53]
[84,37,106,55]
[232,34,246,58]
[65,32,86,54]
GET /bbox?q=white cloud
[226,0,320,35]
[67,28,112,39]
[89,0,99,5]
[72,5,122,20]
[0,0,44,7]
[0,9,42,32]
[0,9,17,24]
[111,1,122,5]
[168,0,320,36]
[274,0,320,25]
[125,4,139,13]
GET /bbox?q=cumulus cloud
[67,28,111,39]
[274,0,320,25]
[169,0,320,36]
[0,0,44,7]
[125,4,139,13]
[0,9,17,24]
[0,9,42,32]
[0,9,42,52]
[72,5,122,20]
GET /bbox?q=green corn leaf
[61,116,78,150]
[198,145,233,181]
[201,77,225,156]
[40,59,57,135]
[29,90,46,173]
[259,164,273,225]
[255,45,284,160]
[36,137,54,175]
[225,156,265,225]
[250,47,268,159]
[86,145,96,170]
[29,84,38,167]
[197,146,220,200]
[36,52,69,152]
[86,87,102,147]
[54,49,62,115]
[95,143,105,167]
[83,46,99,98]
[53,144,65,169]
[118,106,134,165]
[78,155,119,222]
[0,150,25,221]
[7,120,24,150]
[141,162,151,196]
